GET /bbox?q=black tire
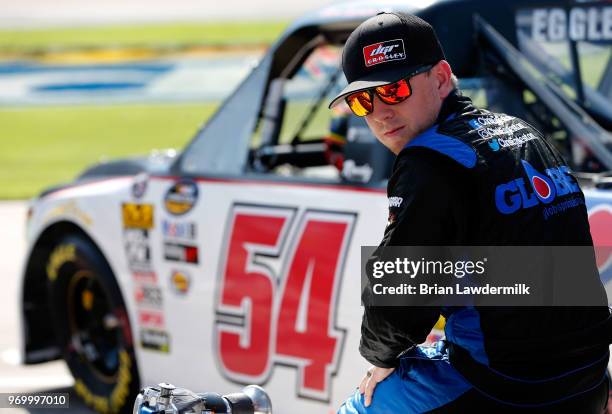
[46,235,139,414]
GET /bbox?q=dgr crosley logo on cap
[328,12,445,109]
[363,39,406,67]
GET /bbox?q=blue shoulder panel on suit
[405,125,477,169]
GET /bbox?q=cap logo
[363,39,406,67]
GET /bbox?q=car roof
[274,0,575,78]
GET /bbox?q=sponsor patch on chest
[388,196,403,208]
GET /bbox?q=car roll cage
[475,14,612,171]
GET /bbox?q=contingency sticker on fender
[164,180,198,215]
[170,270,191,295]
[141,329,170,353]
[163,242,199,264]
[122,203,154,229]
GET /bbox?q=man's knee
[337,372,406,414]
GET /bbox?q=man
[328,12,612,413]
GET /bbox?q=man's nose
[368,94,394,121]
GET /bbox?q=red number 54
[214,204,356,401]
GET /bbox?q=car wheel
[46,235,139,414]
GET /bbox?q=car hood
[76,149,178,179]
[38,149,179,198]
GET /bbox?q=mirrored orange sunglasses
[345,64,434,117]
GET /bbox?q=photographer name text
[372,283,531,295]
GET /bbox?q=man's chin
[387,142,405,155]
[384,135,414,154]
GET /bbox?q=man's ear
[433,60,454,99]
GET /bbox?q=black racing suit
[359,91,611,411]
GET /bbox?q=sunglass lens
[375,79,412,104]
[346,92,373,117]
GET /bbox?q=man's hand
[359,366,396,407]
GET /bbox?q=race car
[19,0,612,413]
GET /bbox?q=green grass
[0,19,290,199]
[0,103,219,199]
[0,20,292,199]
[0,99,335,200]
[0,21,289,53]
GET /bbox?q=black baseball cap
[329,12,445,108]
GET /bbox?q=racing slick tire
[46,235,139,414]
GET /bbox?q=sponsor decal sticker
[162,219,197,240]
[388,197,403,208]
[122,203,154,271]
[124,229,151,269]
[141,329,170,352]
[363,39,406,67]
[170,270,191,294]
[164,242,199,264]
[588,205,612,273]
[131,173,148,199]
[164,180,198,215]
[138,310,165,328]
[122,203,154,229]
[134,285,163,308]
[495,161,581,215]
[132,271,157,284]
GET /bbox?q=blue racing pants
[337,345,472,414]
[337,344,610,413]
